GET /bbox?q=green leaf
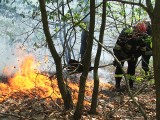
[54,27,59,32]
[136,77,144,82]
[124,28,133,35]
[74,13,80,20]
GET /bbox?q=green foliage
[136,77,144,82]
[61,13,70,21]
[124,28,133,35]
[48,12,55,20]
[54,27,59,33]
[46,0,51,4]
[144,36,152,47]
[149,79,155,84]
[83,5,89,13]
[79,22,86,29]
[135,66,154,84]
[74,13,80,20]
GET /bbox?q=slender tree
[38,0,73,109]
[89,0,107,114]
[148,1,160,119]
[73,0,95,119]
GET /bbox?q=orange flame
[0,55,112,105]
[0,55,61,102]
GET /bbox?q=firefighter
[113,21,151,91]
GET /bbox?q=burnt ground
[0,68,156,120]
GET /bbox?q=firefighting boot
[115,78,121,91]
[129,79,134,89]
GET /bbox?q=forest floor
[0,66,156,120]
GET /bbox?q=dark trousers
[115,59,138,88]
[142,55,151,74]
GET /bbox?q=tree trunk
[74,0,95,119]
[80,29,88,59]
[38,0,73,110]
[151,1,160,119]
[89,0,106,114]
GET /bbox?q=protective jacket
[113,27,150,90]
[113,28,148,60]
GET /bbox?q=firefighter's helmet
[135,22,147,33]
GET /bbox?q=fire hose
[66,58,132,74]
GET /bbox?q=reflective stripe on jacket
[115,74,135,80]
